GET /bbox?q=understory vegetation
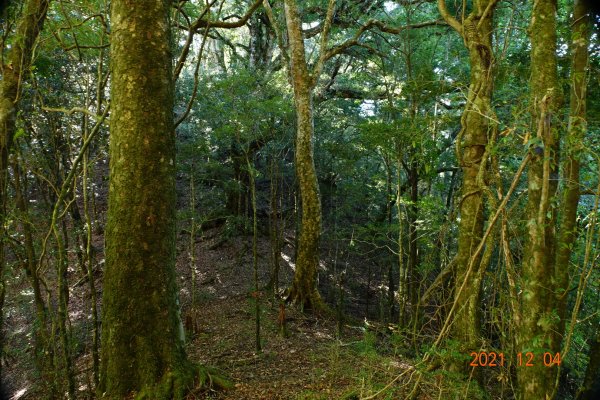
[0,0,599,399]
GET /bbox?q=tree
[0,0,49,384]
[518,0,562,397]
[279,0,333,310]
[578,329,600,400]
[271,0,441,311]
[555,0,590,346]
[98,0,189,397]
[437,0,497,366]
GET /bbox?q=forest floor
[4,225,427,400]
[175,231,418,400]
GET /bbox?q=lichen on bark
[283,0,325,312]
[437,0,498,373]
[99,0,192,397]
[518,0,563,398]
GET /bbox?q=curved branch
[323,19,445,62]
[173,0,218,81]
[312,0,337,85]
[190,0,262,29]
[437,0,462,33]
[263,0,290,65]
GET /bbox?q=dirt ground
[3,225,417,400]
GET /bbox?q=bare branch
[263,0,290,65]
[312,0,337,85]
[190,0,262,29]
[61,43,109,52]
[42,106,106,119]
[175,25,210,128]
[437,0,462,33]
[317,87,388,102]
[477,0,500,30]
[173,0,218,81]
[323,19,445,62]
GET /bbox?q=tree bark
[555,0,589,349]
[437,0,496,368]
[248,8,273,71]
[518,0,562,398]
[283,0,324,311]
[99,0,189,397]
[407,162,419,324]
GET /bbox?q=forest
[0,0,599,399]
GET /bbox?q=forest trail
[4,228,414,400]
[178,231,410,400]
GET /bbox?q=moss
[518,0,563,398]
[134,364,232,400]
[99,0,188,397]
[448,0,497,374]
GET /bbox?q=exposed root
[135,364,231,400]
[286,286,332,317]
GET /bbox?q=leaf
[13,128,25,141]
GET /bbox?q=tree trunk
[397,154,407,326]
[248,8,273,71]
[0,0,49,384]
[284,0,324,311]
[555,0,589,348]
[438,0,496,368]
[518,0,562,398]
[99,0,189,397]
[407,163,419,324]
[13,155,52,381]
[268,156,283,297]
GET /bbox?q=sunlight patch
[281,252,295,271]
[11,388,27,400]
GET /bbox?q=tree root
[285,286,333,318]
[135,364,231,400]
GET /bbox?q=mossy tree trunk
[555,0,589,349]
[283,0,325,311]
[99,0,189,397]
[437,0,497,368]
[248,8,273,71]
[0,0,49,384]
[518,0,562,398]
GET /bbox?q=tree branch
[190,0,262,29]
[437,0,462,33]
[323,19,445,62]
[316,87,388,102]
[263,0,290,66]
[477,0,500,30]
[173,0,218,81]
[312,0,337,86]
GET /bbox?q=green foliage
[354,329,378,357]
[2,0,599,398]
[223,215,252,238]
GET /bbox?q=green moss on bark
[283,0,325,312]
[134,365,231,400]
[439,0,497,372]
[518,0,563,398]
[99,0,189,397]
